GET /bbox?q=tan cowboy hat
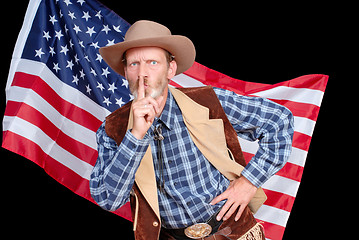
[99,20,196,77]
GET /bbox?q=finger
[210,192,227,206]
[216,199,233,221]
[234,205,246,222]
[137,76,145,100]
[223,202,240,221]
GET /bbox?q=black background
[1,1,352,239]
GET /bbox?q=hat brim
[99,35,196,77]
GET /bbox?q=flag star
[55,30,64,40]
[95,10,102,20]
[53,62,61,73]
[43,31,51,41]
[102,67,111,78]
[86,26,96,37]
[108,82,117,93]
[79,69,85,79]
[101,24,111,34]
[34,48,45,58]
[59,10,63,18]
[74,54,79,63]
[60,44,69,55]
[85,84,92,95]
[63,0,72,6]
[96,82,105,91]
[90,41,100,49]
[66,60,74,70]
[90,68,97,76]
[84,55,91,62]
[115,97,125,107]
[78,40,85,48]
[103,96,112,106]
[69,39,74,49]
[95,53,102,63]
[106,39,115,46]
[122,78,129,88]
[77,0,85,5]
[68,11,76,19]
[73,24,81,34]
[82,11,91,21]
[49,15,58,25]
[64,25,69,34]
[72,74,79,85]
[113,24,122,32]
[49,46,56,56]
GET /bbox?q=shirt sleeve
[214,87,294,188]
[89,121,151,211]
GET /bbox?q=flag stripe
[3,116,93,180]
[262,189,295,212]
[259,220,286,240]
[4,100,98,165]
[6,84,97,151]
[11,71,103,132]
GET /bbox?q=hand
[210,176,257,222]
[131,77,163,140]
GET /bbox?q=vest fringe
[237,223,264,240]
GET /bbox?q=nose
[138,63,148,79]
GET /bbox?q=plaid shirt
[90,87,294,229]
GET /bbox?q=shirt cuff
[120,129,151,159]
[241,161,269,188]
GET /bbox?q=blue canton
[21,0,132,112]
[90,87,294,229]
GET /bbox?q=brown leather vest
[105,86,265,240]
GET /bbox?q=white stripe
[294,116,316,137]
[3,116,93,180]
[6,86,97,150]
[171,73,206,87]
[254,204,290,227]
[288,147,308,167]
[13,59,111,120]
[253,86,324,107]
[262,175,300,197]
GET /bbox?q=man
[90,20,294,240]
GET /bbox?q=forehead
[125,46,167,60]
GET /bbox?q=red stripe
[257,220,286,240]
[292,132,311,151]
[4,101,98,165]
[275,162,304,182]
[263,189,296,212]
[11,72,102,132]
[184,62,328,93]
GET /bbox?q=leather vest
[105,86,266,240]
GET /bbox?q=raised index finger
[137,76,145,100]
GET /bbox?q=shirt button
[152,221,159,227]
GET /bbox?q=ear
[167,60,177,80]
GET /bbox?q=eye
[150,60,158,65]
[130,62,138,67]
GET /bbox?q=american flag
[2,1,328,240]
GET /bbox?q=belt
[164,211,223,240]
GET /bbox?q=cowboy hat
[99,20,196,77]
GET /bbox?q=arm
[211,87,294,221]
[214,87,294,187]
[89,122,150,211]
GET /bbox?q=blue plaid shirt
[90,87,294,229]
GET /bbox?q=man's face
[124,47,176,99]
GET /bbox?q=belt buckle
[184,223,212,239]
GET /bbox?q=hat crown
[125,20,172,41]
